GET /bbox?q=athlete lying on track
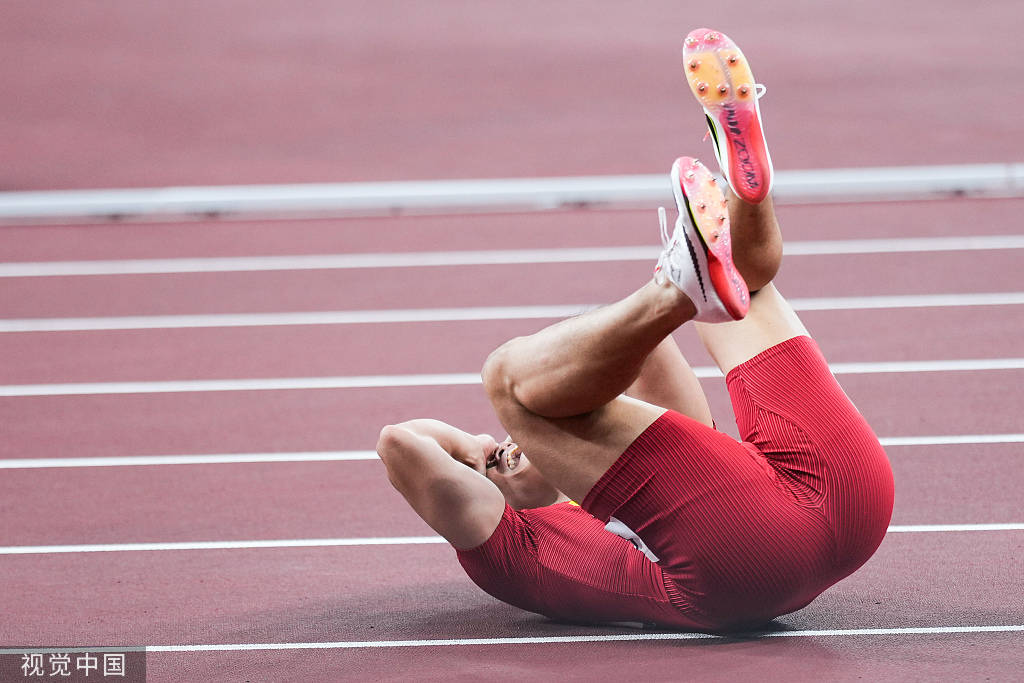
[375,28,894,632]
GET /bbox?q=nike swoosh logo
[679,191,708,302]
[683,231,707,302]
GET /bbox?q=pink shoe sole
[672,156,749,320]
[683,28,773,204]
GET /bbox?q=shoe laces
[655,208,671,282]
[654,205,679,284]
[657,206,670,248]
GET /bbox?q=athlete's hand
[450,433,497,473]
[474,433,499,457]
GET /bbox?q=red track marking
[1,250,1021,318]
[0,307,1019,384]
[2,534,1021,644]
[1,200,1023,262]
[0,446,1020,548]
[1,371,1020,460]
[2,4,1021,190]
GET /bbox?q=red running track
[2,445,1023,545]
[2,2,1022,190]
[2,249,1022,318]
[3,4,1024,681]
[0,307,1019,384]
[2,204,1023,680]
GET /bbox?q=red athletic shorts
[457,336,894,632]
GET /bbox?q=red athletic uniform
[457,336,894,632]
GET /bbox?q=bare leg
[482,279,696,502]
[725,189,783,293]
[697,191,806,373]
[626,335,713,427]
[625,188,787,420]
[480,180,794,502]
[697,283,809,374]
[481,176,786,504]
[487,278,695,419]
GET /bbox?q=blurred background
[3,0,1021,192]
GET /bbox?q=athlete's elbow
[376,424,413,462]
[377,424,418,490]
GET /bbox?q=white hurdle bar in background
[0,163,1021,223]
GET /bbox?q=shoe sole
[672,157,749,320]
[683,28,773,204]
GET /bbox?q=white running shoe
[683,28,773,204]
[654,157,749,322]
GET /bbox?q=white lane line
[0,625,1021,654]
[0,451,381,469]
[1,524,1021,555]
[3,292,1023,333]
[0,305,594,333]
[1,163,1021,221]
[879,434,1024,446]
[0,373,481,396]
[824,358,1024,374]
[786,292,1024,311]
[886,524,1024,533]
[0,248,653,278]
[142,625,1024,651]
[783,235,1024,256]
[1,434,1021,470]
[3,235,1023,277]
[0,538,450,554]
[0,358,1021,397]
[0,537,449,555]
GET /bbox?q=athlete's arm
[378,419,568,512]
[385,419,497,472]
[376,420,505,549]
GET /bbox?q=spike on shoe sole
[683,28,773,204]
[671,157,749,320]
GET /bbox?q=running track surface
[2,3,1024,682]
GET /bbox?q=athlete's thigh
[724,333,894,569]
[626,335,714,427]
[696,283,808,376]
[492,393,667,505]
[580,408,784,569]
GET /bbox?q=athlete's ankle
[654,158,750,323]
[649,277,698,322]
[726,191,782,290]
